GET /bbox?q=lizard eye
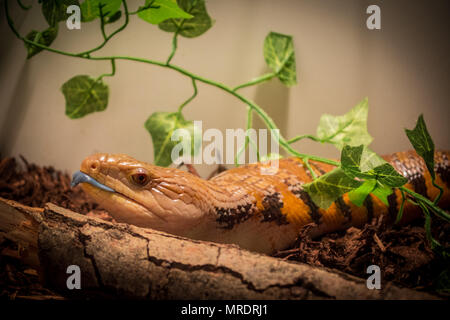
[131,169,150,186]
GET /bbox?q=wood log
[0,197,439,299]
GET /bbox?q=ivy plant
[4,0,448,256]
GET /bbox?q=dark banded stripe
[260,193,289,225]
[411,176,428,197]
[387,191,398,222]
[335,196,352,224]
[437,167,450,188]
[363,195,374,222]
[296,189,322,225]
[436,152,450,188]
[215,202,254,229]
[304,166,313,179]
[309,162,326,176]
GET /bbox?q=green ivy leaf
[435,269,450,294]
[373,163,408,187]
[340,145,384,179]
[81,0,122,22]
[303,168,362,209]
[316,98,373,149]
[105,10,122,24]
[371,182,393,206]
[348,179,377,207]
[341,145,364,171]
[405,115,436,179]
[145,112,199,167]
[359,147,386,172]
[339,143,405,204]
[341,145,366,178]
[158,0,211,37]
[139,0,193,25]
[42,0,80,26]
[24,27,58,59]
[61,75,109,119]
[263,32,297,86]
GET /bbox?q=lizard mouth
[71,170,116,192]
[71,171,167,223]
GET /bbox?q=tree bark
[0,197,439,300]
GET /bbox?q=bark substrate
[0,156,448,299]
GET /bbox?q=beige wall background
[1,0,449,177]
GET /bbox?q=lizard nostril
[90,161,99,171]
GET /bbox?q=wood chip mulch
[0,156,111,300]
[274,215,449,297]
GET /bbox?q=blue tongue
[71,171,115,193]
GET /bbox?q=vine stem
[432,179,444,204]
[287,134,322,144]
[417,201,441,249]
[166,17,187,66]
[17,0,30,10]
[98,58,116,80]
[394,189,406,224]
[233,72,277,91]
[78,0,130,57]
[400,186,450,221]
[303,158,318,179]
[177,78,197,113]
[98,4,107,41]
[4,0,339,168]
[235,106,260,166]
[128,0,161,15]
[166,31,179,65]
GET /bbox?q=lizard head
[72,153,209,235]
